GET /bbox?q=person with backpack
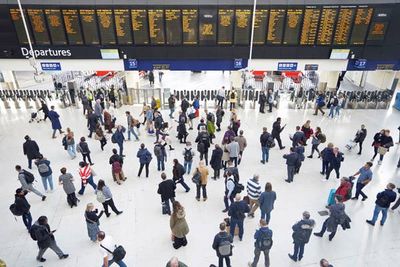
[31,215,69,262]
[351,162,373,201]
[248,219,273,267]
[366,183,397,226]
[154,141,167,171]
[48,105,64,138]
[168,94,176,119]
[15,165,46,201]
[212,222,233,267]
[23,135,40,169]
[196,128,211,166]
[180,97,190,113]
[228,88,237,111]
[158,172,176,215]
[194,160,209,201]
[172,159,190,192]
[307,127,323,158]
[210,144,223,180]
[58,167,78,208]
[170,201,189,249]
[137,143,152,178]
[78,161,97,195]
[260,127,274,164]
[228,194,250,241]
[97,231,127,267]
[112,125,126,157]
[354,124,367,155]
[94,123,107,151]
[125,111,139,142]
[283,147,300,183]
[34,154,54,192]
[109,149,126,183]
[64,128,76,159]
[87,110,99,138]
[288,211,315,262]
[313,93,326,116]
[183,142,195,175]
[320,143,333,175]
[259,183,277,224]
[271,118,286,150]
[77,137,94,165]
[216,106,225,132]
[96,179,123,217]
[154,111,164,143]
[12,188,32,230]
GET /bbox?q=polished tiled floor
[0,76,400,267]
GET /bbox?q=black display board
[199,8,217,45]
[217,8,234,45]
[165,9,182,45]
[234,8,252,45]
[300,7,320,45]
[333,6,356,45]
[317,6,338,45]
[10,8,32,44]
[62,9,84,45]
[367,8,391,44]
[350,7,373,45]
[79,9,100,45]
[267,8,285,45]
[182,8,198,45]
[97,9,116,45]
[283,8,303,45]
[148,9,165,45]
[253,9,268,45]
[27,9,50,45]
[114,9,132,45]
[45,9,67,45]
[131,9,149,45]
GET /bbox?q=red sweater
[335,182,352,201]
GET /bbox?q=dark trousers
[217,98,224,108]
[273,135,283,149]
[293,242,305,261]
[259,103,265,113]
[200,151,209,165]
[163,197,175,215]
[88,129,94,138]
[230,218,244,239]
[138,163,149,177]
[196,184,207,199]
[172,236,187,249]
[230,102,235,110]
[213,168,220,179]
[82,153,93,165]
[391,197,400,210]
[218,256,231,267]
[310,144,320,156]
[118,143,124,156]
[67,192,78,207]
[314,106,325,115]
[22,212,32,230]
[355,183,367,199]
[100,137,107,150]
[287,165,295,182]
[250,247,270,267]
[318,219,336,239]
[175,177,190,192]
[358,141,363,154]
[238,151,243,164]
[230,157,238,167]
[102,198,120,215]
[372,146,378,159]
[326,165,340,180]
[28,158,33,169]
[321,160,329,174]
[224,194,234,210]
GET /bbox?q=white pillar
[0,71,18,90]
[124,71,140,89]
[318,71,339,91]
[230,71,242,89]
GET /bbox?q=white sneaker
[378,160,382,165]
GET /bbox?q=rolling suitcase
[327,189,336,206]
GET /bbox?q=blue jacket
[329,152,344,168]
[137,148,152,164]
[254,226,273,246]
[228,200,250,220]
[48,110,61,130]
[321,147,333,161]
[283,152,299,166]
[114,129,125,145]
[259,191,276,213]
[375,189,397,208]
[193,99,200,109]
[294,146,305,161]
[292,131,305,147]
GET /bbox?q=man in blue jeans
[249,219,273,267]
[228,194,250,241]
[97,231,127,267]
[351,162,373,201]
[259,127,271,164]
[366,183,397,226]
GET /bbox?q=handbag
[100,244,126,262]
[96,190,106,203]
[378,146,388,155]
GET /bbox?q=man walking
[366,183,397,226]
[236,130,247,165]
[248,219,273,267]
[113,125,126,157]
[283,147,300,183]
[136,143,152,178]
[271,118,285,150]
[351,162,373,201]
[172,159,190,192]
[13,188,33,230]
[23,135,40,169]
[16,165,46,201]
[291,126,305,148]
[212,222,233,267]
[48,105,64,138]
[354,124,367,155]
[125,111,139,141]
[168,94,176,119]
[246,175,262,218]
[97,231,127,267]
[157,172,176,215]
[34,154,54,192]
[288,211,315,262]
[94,99,104,125]
[228,194,250,241]
[109,149,126,182]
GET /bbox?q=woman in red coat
[335,177,352,202]
[301,120,313,145]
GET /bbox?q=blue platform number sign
[278,62,298,71]
[354,59,367,69]
[41,62,61,71]
[126,59,138,70]
[234,58,243,69]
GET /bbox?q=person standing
[248,219,273,267]
[183,142,195,175]
[308,127,322,158]
[64,128,76,159]
[228,88,237,110]
[96,180,123,217]
[325,147,344,180]
[48,106,64,138]
[227,137,240,167]
[85,203,103,242]
[328,96,338,118]
[212,222,233,267]
[210,144,223,180]
[217,86,226,108]
[58,167,78,208]
[157,172,176,215]
[371,129,384,162]
[283,147,300,183]
[31,215,69,262]
[373,129,394,165]
[170,201,189,249]
[288,211,315,262]
[177,118,188,143]
[246,175,262,218]
[267,89,274,113]
[154,111,164,143]
[87,110,98,138]
[78,161,97,195]
[94,123,107,151]
[149,71,155,86]
[15,165,46,201]
[301,120,313,146]
[236,131,247,165]
[137,143,152,178]
[168,94,176,119]
[258,91,267,113]
[196,128,211,165]
[195,160,209,201]
[34,154,53,192]
[351,162,373,201]
[172,159,190,192]
[125,111,139,141]
[112,125,126,157]
[154,141,167,171]
[228,194,250,241]
[109,149,126,183]
[272,118,285,150]
[216,106,225,132]
[366,183,397,226]
[14,188,33,230]
[292,126,306,148]
[259,183,277,223]
[260,127,273,164]
[97,231,127,267]
[222,171,236,212]
[354,124,367,155]
[94,99,104,125]
[23,135,40,169]
[320,143,334,175]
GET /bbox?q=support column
[318,71,340,91]
[0,71,18,90]
[124,71,140,105]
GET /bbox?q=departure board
[27,9,50,45]
[165,9,182,45]
[97,9,116,45]
[350,7,373,45]
[217,9,234,45]
[234,9,252,45]
[62,9,84,45]
[131,9,149,45]
[317,7,338,45]
[267,9,285,45]
[199,8,217,45]
[148,9,165,45]
[367,8,391,43]
[80,9,100,45]
[283,8,303,45]
[253,9,268,45]
[182,9,198,45]
[300,7,320,45]
[44,9,67,45]
[333,7,356,45]
[10,8,32,44]
[114,9,132,45]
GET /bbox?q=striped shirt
[247,178,262,200]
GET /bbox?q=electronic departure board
[218,9,234,45]
[165,9,182,45]
[350,7,373,45]
[131,9,149,45]
[80,9,99,45]
[283,8,303,45]
[27,9,50,45]
[182,9,198,45]
[148,9,165,45]
[317,7,338,45]
[97,9,116,45]
[333,7,356,45]
[367,8,391,43]
[199,9,217,45]
[10,8,32,44]
[234,8,252,45]
[300,7,320,45]
[45,9,67,45]
[62,9,84,45]
[253,9,268,45]
[267,8,285,45]
[114,9,132,45]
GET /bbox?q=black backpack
[266,135,275,148]
[29,224,39,241]
[9,203,23,216]
[184,148,193,161]
[256,230,273,250]
[23,170,35,184]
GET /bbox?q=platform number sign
[278,62,298,71]
[41,62,61,71]
[234,58,243,69]
[354,59,367,69]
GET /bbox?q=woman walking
[259,182,277,224]
[94,123,107,151]
[371,129,394,165]
[84,203,104,242]
[77,161,97,195]
[170,201,189,249]
[308,127,322,158]
[301,120,313,145]
[96,179,123,217]
[59,167,78,208]
[64,128,76,159]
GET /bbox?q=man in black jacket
[325,147,344,180]
[212,222,233,267]
[157,172,176,215]
[288,211,315,262]
[109,148,125,182]
[354,124,367,155]
[23,135,40,169]
[195,130,211,165]
[271,118,285,150]
[228,194,250,241]
[260,127,272,164]
[283,147,300,183]
[32,216,68,262]
[14,188,32,230]
[172,159,190,192]
[259,91,267,113]
[366,183,397,226]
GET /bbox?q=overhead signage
[347,59,398,70]
[21,47,72,57]
[304,64,318,71]
[278,62,298,71]
[233,58,244,69]
[124,59,138,70]
[41,62,61,71]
